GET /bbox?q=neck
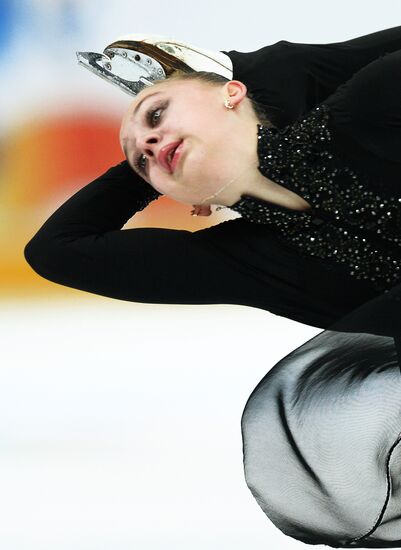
[207,119,277,207]
[212,115,311,212]
[198,114,265,206]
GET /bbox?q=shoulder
[322,51,398,122]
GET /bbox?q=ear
[222,80,248,107]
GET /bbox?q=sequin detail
[230,104,401,293]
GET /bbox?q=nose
[136,131,161,159]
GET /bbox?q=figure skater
[24,26,401,548]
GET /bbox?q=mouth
[159,140,183,174]
[169,141,184,173]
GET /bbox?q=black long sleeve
[23,160,277,308]
[226,24,401,127]
[23,160,233,306]
[23,160,380,327]
[323,46,401,172]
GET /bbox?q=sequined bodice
[229,103,401,293]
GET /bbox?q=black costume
[24,26,401,548]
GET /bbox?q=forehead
[129,78,208,112]
[120,78,211,141]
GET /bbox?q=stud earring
[224,98,234,109]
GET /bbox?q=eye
[133,104,166,176]
[147,106,163,127]
[134,153,147,175]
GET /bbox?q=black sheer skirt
[241,285,401,548]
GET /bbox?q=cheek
[148,170,178,197]
[148,140,226,203]
[150,173,198,204]
[184,145,224,188]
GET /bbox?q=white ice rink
[0,299,319,549]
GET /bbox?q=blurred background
[1,1,400,548]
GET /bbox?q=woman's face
[119,78,249,205]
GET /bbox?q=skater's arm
[303,24,401,108]
[22,160,272,308]
[225,25,401,126]
[323,47,401,171]
[23,159,381,327]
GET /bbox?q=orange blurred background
[0,0,235,302]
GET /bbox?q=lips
[158,140,183,173]
[170,141,184,173]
